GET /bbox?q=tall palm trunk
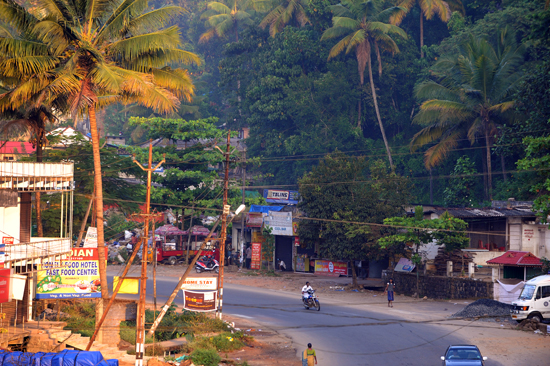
[420,13,424,58]
[36,132,44,237]
[485,132,493,201]
[89,103,108,300]
[366,43,394,170]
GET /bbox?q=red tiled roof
[487,251,542,266]
[0,141,35,154]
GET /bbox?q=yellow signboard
[113,276,139,294]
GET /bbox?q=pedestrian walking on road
[302,343,317,366]
[385,278,395,307]
[245,244,252,269]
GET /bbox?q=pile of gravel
[451,299,512,319]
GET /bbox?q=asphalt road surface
[106,270,545,366]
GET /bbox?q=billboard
[180,277,217,290]
[183,290,217,312]
[250,243,262,270]
[36,248,105,299]
[263,190,300,204]
[263,211,293,236]
[314,260,347,276]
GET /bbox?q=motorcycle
[195,255,219,273]
[303,289,321,311]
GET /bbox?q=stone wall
[102,299,137,345]
[392,272,493,300]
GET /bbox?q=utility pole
[132,142,164,366]
[240,150,246,269]
[185,206,194,264]
[216,132,231,320]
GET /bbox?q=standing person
[226,242,232,266]
[245,244,252,269]
[385,278,395,307]
[302,343,317,366]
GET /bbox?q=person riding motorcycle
[301,281,313,305]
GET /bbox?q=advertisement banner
[1,237,13,245]
[263,211,293,236]
[394,258,415,272]
[0,269,10,303]
[314,260,347,276]
[183,290,217,312]
[246,213,264,227]
[251,243,262,270]
[36,248,106,299]
[263,189,300,204]
[294,237,300,247]
[180,277,217,290]
[83,227,98,248]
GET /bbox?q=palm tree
[200,0,255,42]
[390,0,464,58]
[321,0,406,170]
[259,0,310,37]
[410,29,526,200]
[0,0,200,300]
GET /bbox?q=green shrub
[190,348,220,366]
[61,301,96,337]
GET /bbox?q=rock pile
[451,298,512,319]
[517,318,540,331]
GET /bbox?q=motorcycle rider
[301,281,313,305]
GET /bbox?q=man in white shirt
[301,281,313,304]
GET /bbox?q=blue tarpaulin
[0,350,117,366]
[249,205,283,213]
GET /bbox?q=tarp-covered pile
[0,350,118,366]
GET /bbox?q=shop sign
[292,222,298,236]
[263,189,300,204]
[1,237,13,245]
[264,211,293,236]
[294,237,300,247]
[180,277,217,290]
[83,227,98,248]
[0,269,10,303]
[394,257,415,272]
[314,260,347,276]
[246,213,264,227]
[183,290,217,312]
[251,243,262,270]
[36,248,106,299]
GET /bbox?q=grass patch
[190,348,220,366]
[187,332,247,353]
[61,301,96,337]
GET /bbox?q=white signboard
[180,277,218,290]
[264,211,293,236]
[83,227,98,248]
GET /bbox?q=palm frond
[151,67,194,101]
[206,2,232,14]
[108,26,182,61]
[423,129,463,168]
[0,0,38,34]
[326,33,354,59]
[95,0,150,44]
[331,17,360,30]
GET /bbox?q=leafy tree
[410,29,526,201]
[390,0,464,58]
[259,0,311,37]
[516,135,550,226]
[298,152,411,287]
[443,155,478,206]
[379,206,468,296]
[200,0,256,42]
[321,0,407,169]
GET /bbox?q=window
[541,286,550,299]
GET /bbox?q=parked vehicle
[154,224,217,265]
[440,345,487,366]
[195,255,219,273]
[511,274,550,323]
[303,289,320,311]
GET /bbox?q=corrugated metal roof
[432,207,535,218]
[487,251,542,266]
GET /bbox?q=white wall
[0,203,20,244]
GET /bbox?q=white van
[510,274,550,322]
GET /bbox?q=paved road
[106,270,546,366]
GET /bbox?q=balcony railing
[0,162,73,192]
[4,238,72,272]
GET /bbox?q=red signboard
[0,269,10,303]
[314,260,347,276]
[1,237,13,245]
[251,243,262,270]
[294,237,300,247]
[183,290,217,312]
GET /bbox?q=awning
[249,205,283,213]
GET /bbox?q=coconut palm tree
[410,29,526,200]
[321,0,406,170]
[390,0,464,58]
[200,0,255,42]
[0,0,200,300]
[259,0,310,37]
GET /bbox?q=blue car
[441,345,487,366]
